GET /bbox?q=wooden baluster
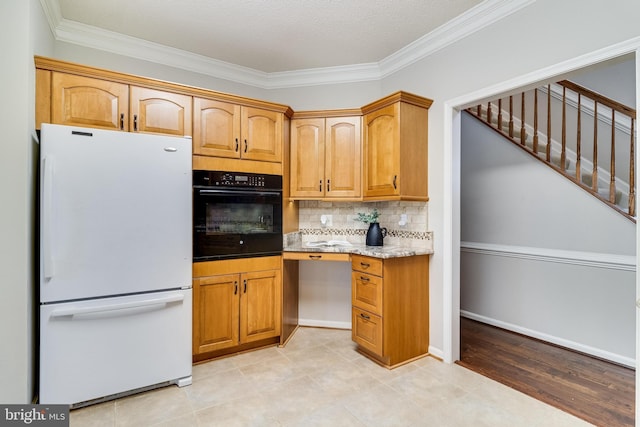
[629,118,636,216]
[546,85,551,162]
[533,89,539,153]
[487,101,492,125]
[592,102,599,192]
[498,99,503,132]
[609,110,616,204]
[561,87,567,169]
[520,93,526,145]
[576,94,581,183]
[509,96,514,138]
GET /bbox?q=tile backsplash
[295,200,432,248]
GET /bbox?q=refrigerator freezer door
[39,289,192,405]
[39,124,191,303]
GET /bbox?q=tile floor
[70,327,592,426]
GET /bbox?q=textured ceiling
[56,0,484,73]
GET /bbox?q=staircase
[466,80,636,222]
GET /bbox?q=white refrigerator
[39,123,193,407]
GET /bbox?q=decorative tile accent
[296,200,432,249]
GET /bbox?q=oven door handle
[195,188,282,197]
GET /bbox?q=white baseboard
[428,346,444,361]
[461,310,635,368]
[299,318,352,330]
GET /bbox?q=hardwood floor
[457,317,635,427]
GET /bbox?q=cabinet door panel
[130,87,192,136]
[325,117,361,198]
[240,269,282,343]
[242,107,282,162]
[51,73,128,131]
[364,104,400,197]
[193,274,240,354]
[290,118,325,197]
[352,307,383,356]
[352,272,383,315]
[193,98,241,158]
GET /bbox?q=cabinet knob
[327,179,330,192]
[393,175,397,189]
[235,138,239,152]
[243,279,247,293]
[133,114,138,131]
[120,113,124,130]
[244,139,248,153]
[234,281,238,295]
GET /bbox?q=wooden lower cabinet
[351,254,429,368]
[192,256,282,361]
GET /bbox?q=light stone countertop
[283,241,433,259]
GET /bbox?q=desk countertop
[283,242,433,259]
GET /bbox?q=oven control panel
[193,170,282,190]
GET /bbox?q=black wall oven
[193,170,283,261]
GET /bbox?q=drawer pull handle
[360,276,370,282]
[360,262,370,269]
[360,313,371,320]
[309,255,322,260]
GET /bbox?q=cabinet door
[51,73,129,131]
[241,107,282,162]
[325,117,361,198]
[130,86,192,136]
[363,103,400,198]
[240,269,282,343]
[290,118,325,198]
[193,274,240,354]
[193,98,241,158]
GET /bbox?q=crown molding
[379,0,536,78]
[39,0,535,89]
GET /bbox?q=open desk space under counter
[283,241,433,369]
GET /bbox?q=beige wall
[0,0,53,403]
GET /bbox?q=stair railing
[467,80,636,220]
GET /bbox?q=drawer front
[351,254,383,276]
[351,271,383,315]
[352,307,383,356]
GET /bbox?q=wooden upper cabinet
[241,107,282,162]
[325,116,361,198]
[51,73,129,131]
[193,98,241,158]
[193,99,282,163]
[130,86,192,136]
[290,115,361,200]
[290,118,325,198]
[362,92,432,201]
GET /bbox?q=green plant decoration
[354,208,380,224]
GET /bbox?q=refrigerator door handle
[49,293,185,318]
[42,156,55,280]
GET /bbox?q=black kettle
[366,222,387,246]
